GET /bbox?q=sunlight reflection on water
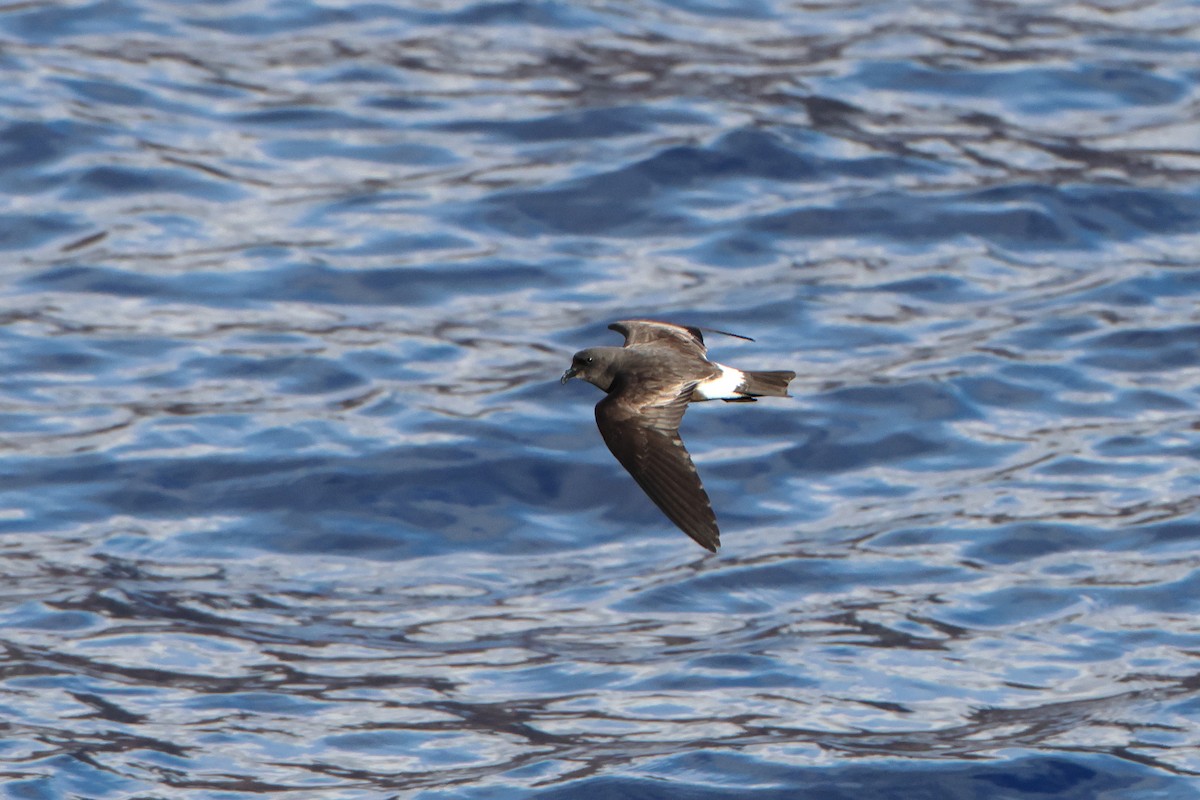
[1,0,1200,797]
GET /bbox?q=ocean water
[2,0,1200,797]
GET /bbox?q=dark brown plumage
[561,319,795,551]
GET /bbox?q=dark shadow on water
[518,755,1197,800]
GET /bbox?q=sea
[2,0,1200,797]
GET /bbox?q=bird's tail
[696,364,796,402]
[733,369,795,399]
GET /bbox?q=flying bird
[561,319,795,551]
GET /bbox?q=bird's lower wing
[595,392,720,552]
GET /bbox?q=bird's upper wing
[594,378,719,552]
[609,319,707,357]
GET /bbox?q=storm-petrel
[560,319,795,552]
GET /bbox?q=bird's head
[560,347,621,392]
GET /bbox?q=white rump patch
[695,363,745,400]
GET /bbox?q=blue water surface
[1,0,1200,797]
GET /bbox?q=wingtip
[698,325,755,343]
[689,528,721,553]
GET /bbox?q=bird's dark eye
[585,356,594,364]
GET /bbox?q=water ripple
[1,0,1199,797]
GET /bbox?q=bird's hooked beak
[560,366,577,384]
